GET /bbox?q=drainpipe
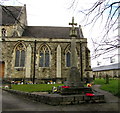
[80,41,83,81]
[33,40,36,84]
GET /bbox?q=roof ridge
[26,26,72,28]
[2,5,23,7]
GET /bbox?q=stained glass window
[45,52,49,67]
[15,50,20,67]
[15,43,25,67]
[39,52,44,67]
[39,45,50,67]
[20,50,25,67]
[66,52,71,67]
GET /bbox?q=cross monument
[66,17,84,87]
[69,17,77,67]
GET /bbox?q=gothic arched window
[39,45,50,67]
[66,52,71,67]
[15,43,26,67]
[85,47,90,68]
[65,45,71,67]
[1,28,6,37]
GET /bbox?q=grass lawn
[11,84,63,92]
[94,78,120,97]
[10,78,119,98]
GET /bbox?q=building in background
[92,48,120,78]
[92,63,120,78]
[0,5,92,83]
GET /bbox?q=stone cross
[69,17,77,67]
[69,17,77,37]
[65,17,83,87]
[69,17,77,29]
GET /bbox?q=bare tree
[69,0,120,59]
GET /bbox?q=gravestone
[99,75,102,79]
[93,75,95,80]
[106,74,109,84]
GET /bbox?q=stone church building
[0,5,92,83]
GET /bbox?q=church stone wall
[0,24,25,38]
[0,26,14,37]
[82,43,88,77]
[1,5,92,83]
[1,5,27,38]
[1,38,91,83]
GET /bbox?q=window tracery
[15,43,26,67]
[1,28,6,37]
[65,45,71,67]
[39,45,50,67]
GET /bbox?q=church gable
[2,6,22,25]
[1,6,23,25]
[1,5,27,37]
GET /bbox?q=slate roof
[22,26,83,38]
[1,5,84,39]
[1,6,23,25]
[92,63,120,72]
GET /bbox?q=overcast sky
[1,0,96,25]
[1,0,118,67]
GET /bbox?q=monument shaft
[71,37,77,67]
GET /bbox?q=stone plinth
[66,67,84,87]
[3,88,105,106]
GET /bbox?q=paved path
[2,85,120,112]
[92,85,120,103]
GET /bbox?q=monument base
[3,88,105,106]
[60,87,93,95]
